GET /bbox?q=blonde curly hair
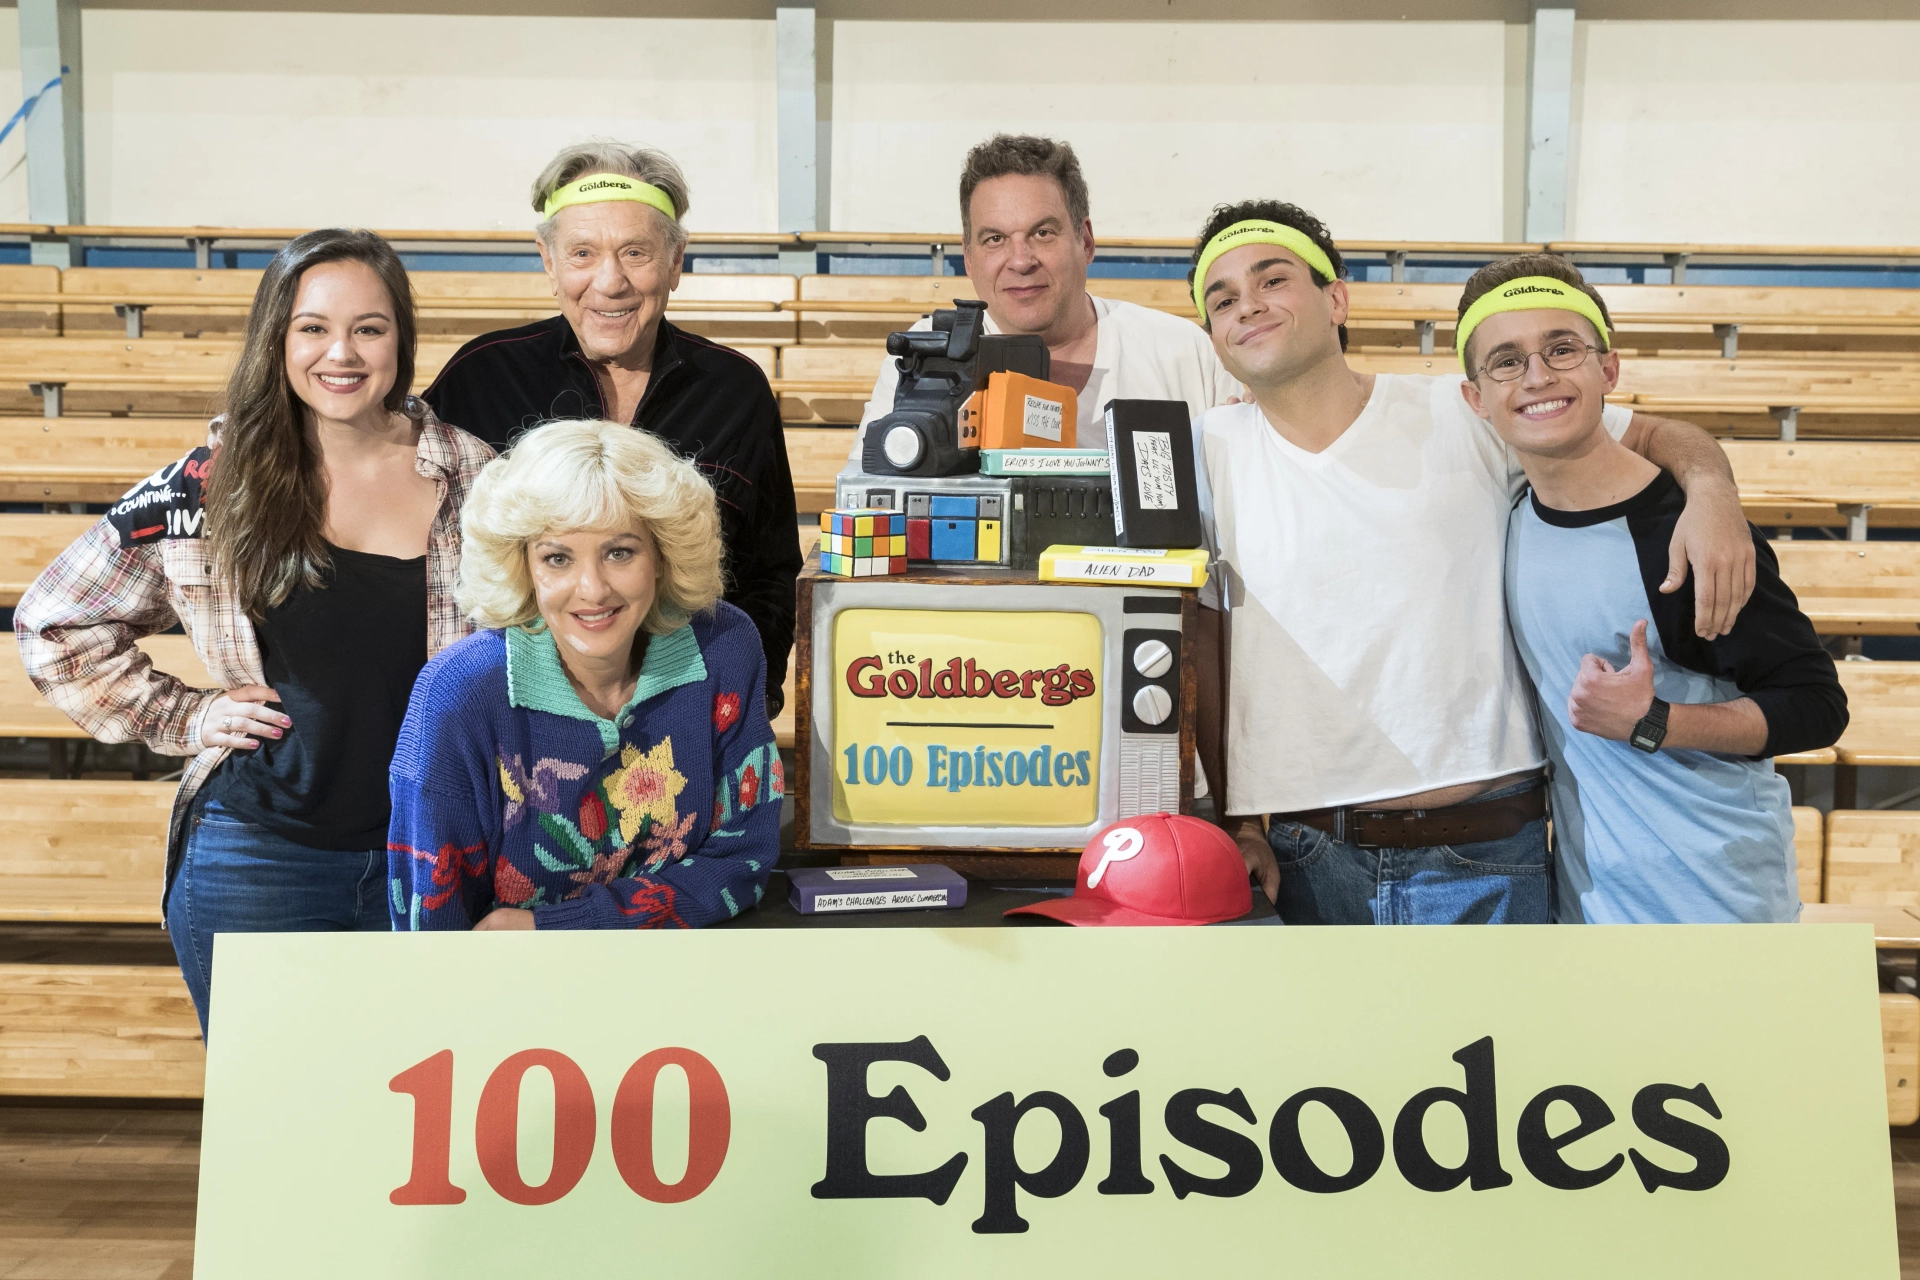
[456,419,723,635]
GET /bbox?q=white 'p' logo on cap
[1088,827,1144,888]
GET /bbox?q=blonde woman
[15,229,493,1037]
[387,418,779,930]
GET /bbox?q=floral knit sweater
[387,603,781,930]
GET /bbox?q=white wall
[0,11,1906,244]
[1571,19,1920,246]
[76,10,777,232]
[0,21,24,223]
[830,20,1511,242]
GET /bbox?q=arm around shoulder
[1709,538,1848,759]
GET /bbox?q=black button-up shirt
[424,315,800,715]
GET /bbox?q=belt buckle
[1353,807,1423,850]
[1349,807,1390,850]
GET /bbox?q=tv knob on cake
[883,423,926,470]
[1131,684,1173,726]
[1131,638,1173,679]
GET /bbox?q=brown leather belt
[1275,782,1546,850]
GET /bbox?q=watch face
[1631,731,1659,752]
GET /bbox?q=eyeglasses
[1475,340,1600,383]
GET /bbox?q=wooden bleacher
[0,779,173,925]
[1794,809,1920,1126]
[1774,542,1920,636]
[0,774,204,1098]
[0,961,204,1098]
[0,264,63,336]
[1,513,97,604]
[1729,440,1920,530]
[1825,811,1920,907]
[1319,282,1920,359]
[1833,662,1920,771]
[1795,805,1825,904]
[785,426,854,511]
[0,416,208,504]
[773,341,1920,434]
[49,268,798,346]
[0,335,790,417]
[2,267,1918,435]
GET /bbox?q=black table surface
[713,866,1280,929]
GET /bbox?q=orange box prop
[963,372,1079,450]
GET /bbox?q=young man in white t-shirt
[1188,200,1759,926]
[845,134,1238,469]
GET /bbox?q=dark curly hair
[1188,199,1346,347]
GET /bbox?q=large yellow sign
[192,926,1895,1278]
[831,608,1103,827]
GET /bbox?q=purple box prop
[787,865,969,915]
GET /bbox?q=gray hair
[531,141,691,256]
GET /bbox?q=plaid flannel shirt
[13,408,494,901]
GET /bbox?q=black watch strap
[1630,697,1670,754]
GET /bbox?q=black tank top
[205,543,429,850]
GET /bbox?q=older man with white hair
[426,141,800,714]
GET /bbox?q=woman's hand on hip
[199,686,288,751]
[474,908,536,931]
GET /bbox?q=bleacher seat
[1822,810,1920,905]
[1795,805,1825,903]
[1729,440,1920,530]
[1885,993,1920,1127]
[0,779,173,924]
[0,961,203,1097]
[0,513,96,604]
[1773,541,1920,636]
[1833,663,1920,770]
[0,264,63,337]
[0,417,208,504]
[59,267,260,340]
[784,426,855,510]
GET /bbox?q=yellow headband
[1191,220,1337,316]
[1456,276,1611,372]
[541,173,678,223]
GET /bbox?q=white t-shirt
[845,294,1241,469]
[1195,373,1632,816]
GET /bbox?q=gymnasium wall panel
[75,9,778,233]
[829,20,1510,243]
[1571,19,1920,246]
[0,25,24,225]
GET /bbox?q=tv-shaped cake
[798,578,1191,852]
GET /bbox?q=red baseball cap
[1005,814,1252,926]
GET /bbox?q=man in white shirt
[1188,200,1758,926]
[845,134,1238,469]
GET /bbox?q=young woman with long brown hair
[15,229,493,1038]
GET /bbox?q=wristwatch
[1629,697,1671,754]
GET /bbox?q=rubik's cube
[819,508,908,577]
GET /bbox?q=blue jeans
[164,796,390,1040]
[1268,779,1549,925]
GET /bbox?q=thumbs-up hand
[1568,620,1657,742]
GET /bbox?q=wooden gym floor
[5,1102,1920,1276]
